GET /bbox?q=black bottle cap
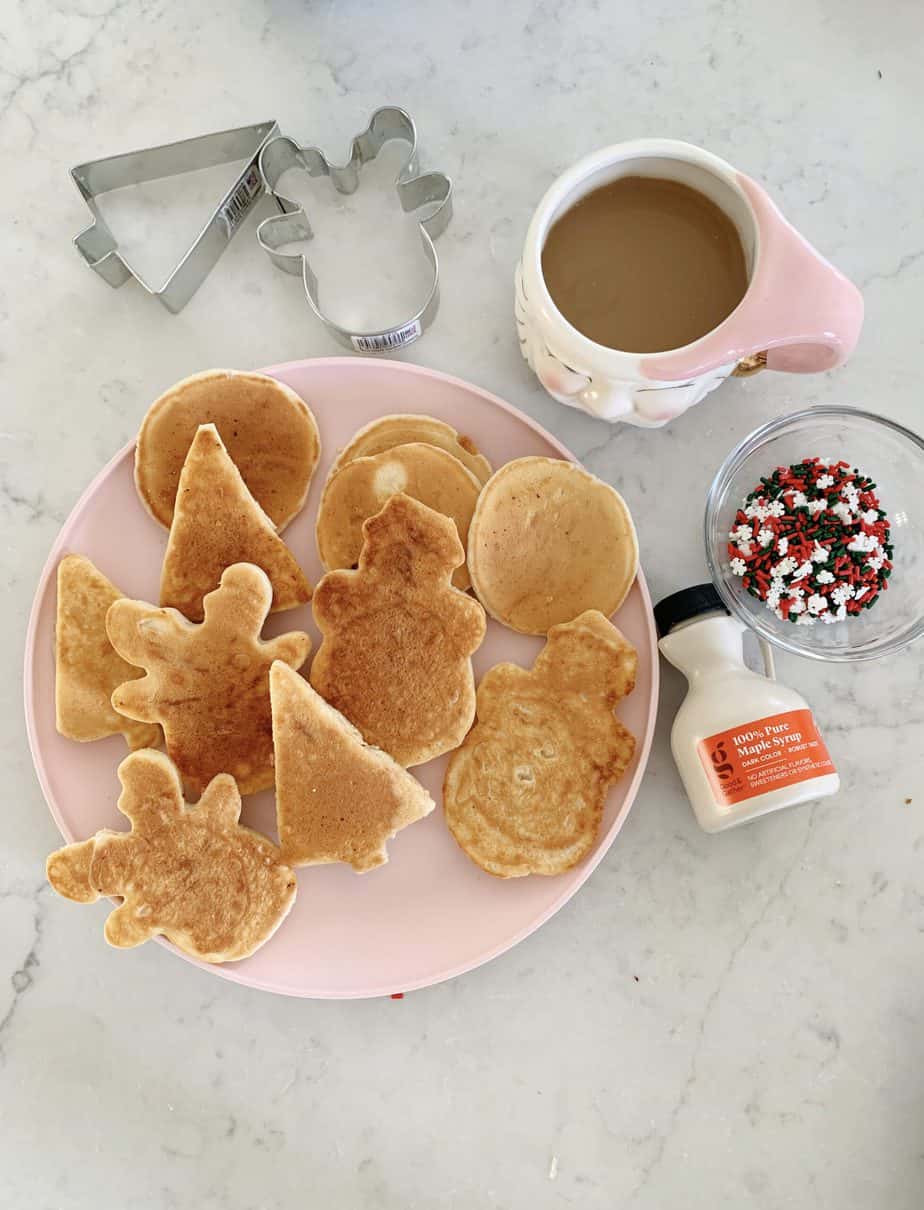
[653,583,729,638]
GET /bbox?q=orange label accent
[698,709,835,808]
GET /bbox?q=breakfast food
[316,442,481,590]
[330,413,492,484]
[107,563,311,796]
[444,610,637,877]
[311,494,486,766]
[270,661,435,871]
[46,749,296,962]
[54,555,160,750]
[727,456,894,625]
[467,456,638,634]
[159,424,311,622]
[135,369,320,530]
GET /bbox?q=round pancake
[135,369,321,531]
[467,457,638,634]
[331,414,492,484]
[316,443,482,590]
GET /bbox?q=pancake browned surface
[467,456,639,634]
[331,414,492,484]
[311,494,486,767]
[160,424,311,622]
[270,662,435,872]
[316,442,481,590]
[135,369,320,530]
[55,555,161,750]
[444,610,637,878]
[46,749,296,963]
[108,563,311,797]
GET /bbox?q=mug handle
[646,174,864,382]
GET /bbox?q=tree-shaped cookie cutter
[71,121,279,313]
[257,107,452,353]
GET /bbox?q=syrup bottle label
[698,710,835,807]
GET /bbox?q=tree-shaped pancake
[107,563,311,796]
[444,611,638,877]
[310,494,486,766]
[46,749,296,963]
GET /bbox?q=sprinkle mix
[728,457,893,626]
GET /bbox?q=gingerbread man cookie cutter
[257,106,453,353]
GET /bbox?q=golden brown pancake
[55,555,161,750]
[270,661,435,872]
[443,610,637,877]
[330,414,492,484]
[159,424,311,622]
[316,442,481,590]
[135,369,320,530]
[46,749,296,963]
[467,457,639,634]
[311,494,486,767]
[108,563,311,797]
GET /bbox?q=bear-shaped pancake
[46,749,296,963]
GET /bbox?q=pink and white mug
[515,139,863,428]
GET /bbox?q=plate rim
[23,357,660,999]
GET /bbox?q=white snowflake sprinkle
[867,554,885,572]
[847,532,879,553]
[816,474,834,489]
[808,499,827,516]
[811,542,829,563]
[729,557,747,576]
[791,490,808,508]
[831,584,856,606]
[767,501,786,518]
[792,560,814,582]
[777,537,789,556]
[822,610,840,624]
[816,569,835,585]
[862,508,880,525]
[807,593,828,614]
[832,502,853,525]
[773,556,797,577]
[758,527,773,548]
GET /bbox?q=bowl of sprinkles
[706,407,924,661]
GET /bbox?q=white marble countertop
[3,2,923,1206]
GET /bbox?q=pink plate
[24,358,658,998]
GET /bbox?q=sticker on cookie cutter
[256,107,453,353]
[70,121,279,314]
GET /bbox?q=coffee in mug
[540,176,749,354]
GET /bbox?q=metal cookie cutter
[257,106,452,353]
[71,121,279,313]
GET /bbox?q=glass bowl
[705,406,924,661]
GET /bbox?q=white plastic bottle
[655,585,839,832]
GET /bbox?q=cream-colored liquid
[541,176,749,353]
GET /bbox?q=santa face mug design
[515,139,863,428]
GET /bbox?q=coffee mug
[515,139,863,428]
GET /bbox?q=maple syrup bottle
[655,585,839,832]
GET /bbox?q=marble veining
[2,1,923,1207]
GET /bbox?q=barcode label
[351,321,422,353]
[219,166,263,238]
